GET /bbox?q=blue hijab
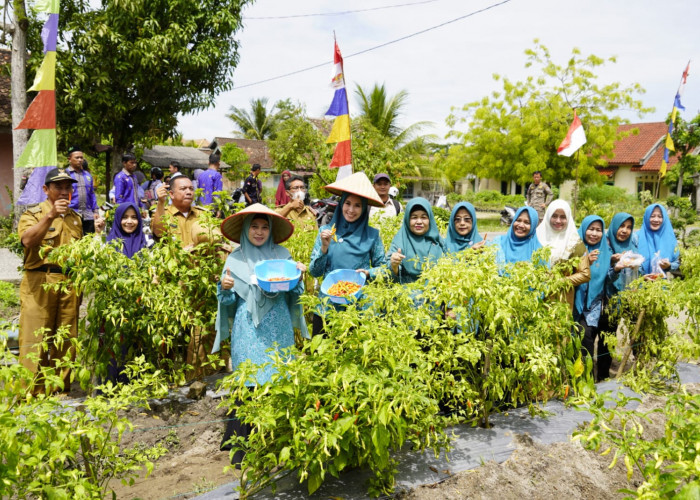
[575,216,612,313]
[324,192,379,271]
[446,202,482,253]
[636,203,679,274]
[106,202,146,258]
[607,213,636,254]
[388,198,446,283]
[494,206,541,264]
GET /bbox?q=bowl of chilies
[320,269,367,305]
[254,259,302,292]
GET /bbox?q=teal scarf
[446,202,482,252]
[388,197,445,283]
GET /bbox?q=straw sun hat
[220,203,294,244]
[323,172,385,207]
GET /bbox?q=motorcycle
[311,196,338,227]
[500,205,517,226]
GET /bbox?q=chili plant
[0,326,168,498]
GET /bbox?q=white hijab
[536,199,582,266]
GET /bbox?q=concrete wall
[0,132,13,216]
[612,167,669,198]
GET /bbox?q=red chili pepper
[315,400,321,412]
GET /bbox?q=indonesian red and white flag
[557,112,586,157]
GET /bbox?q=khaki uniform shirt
[526,182,553,219]
[163,204,205,247]
[276,205,318,230]
[18,200,83,269]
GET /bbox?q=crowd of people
[16,154,680,466]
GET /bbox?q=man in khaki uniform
[526,171,553,225]
[151,175,224,377]
[275,175,318,230]
[151,175,204,248]
[18,168,82,394]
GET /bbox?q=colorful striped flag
[325,41,352,181]
[15,3,60,205]
[660,61,690,177]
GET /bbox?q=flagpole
[335,32,353,176]
[573,149,580,221]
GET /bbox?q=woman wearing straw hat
[214,203,309,466]
[309,172,387,336]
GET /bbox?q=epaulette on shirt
[27,205,43,214]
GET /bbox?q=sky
[177,0,700,143]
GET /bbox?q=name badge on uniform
[48,227,55,231]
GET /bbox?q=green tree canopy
[445,40,652,187]
[48,0,250,169]
[354,83,434,150]
[664,113,700,196]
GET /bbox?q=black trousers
[579,316,611,382]
[221,388,254,468]
[82,219,95,234]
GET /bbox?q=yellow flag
[28,52,56,92]
[660,160,667,178]
[665,133,675,151]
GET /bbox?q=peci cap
[45,167,78,186]
[373,173,390,184]
[220,203,294,244]
[67,145,83,156]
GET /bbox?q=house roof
[141,145,231,170]
[208,137,273,170]
[0,49,12,129]
[607,122,679,172]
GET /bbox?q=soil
[103,380,698,500]
[109,394,240,500]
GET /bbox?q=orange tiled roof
[607,122,679,172]
[597,167,618,177]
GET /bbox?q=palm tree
[227,97,281,140]
[354,83,434,148]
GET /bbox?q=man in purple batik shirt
[66,146,102,233]
[197,154,223,206]
[114,153,143,208]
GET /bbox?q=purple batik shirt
[114,170,142,207]
[197,169,223,205]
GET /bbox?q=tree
[227,97,289,140]
[663,113,700,196]
[219,141,249,182]
[51,0,250,172]
[355,83,433,149]
[445,40,651,187]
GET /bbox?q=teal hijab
[636,204,679,274]
[607,213,636,254]
[388,197,446,283]
[494,206,541,264]
[606,212,638,296]
[575,215,612,313]
[446,202,482,252]
[216,214,305,334]
[324,192,379,271]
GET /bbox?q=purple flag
[41,14,59,53]
[17,166,51,205]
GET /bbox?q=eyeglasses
[289,186,306,191]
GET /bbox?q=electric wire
[244,0,442,20]
[232,0,513,90]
